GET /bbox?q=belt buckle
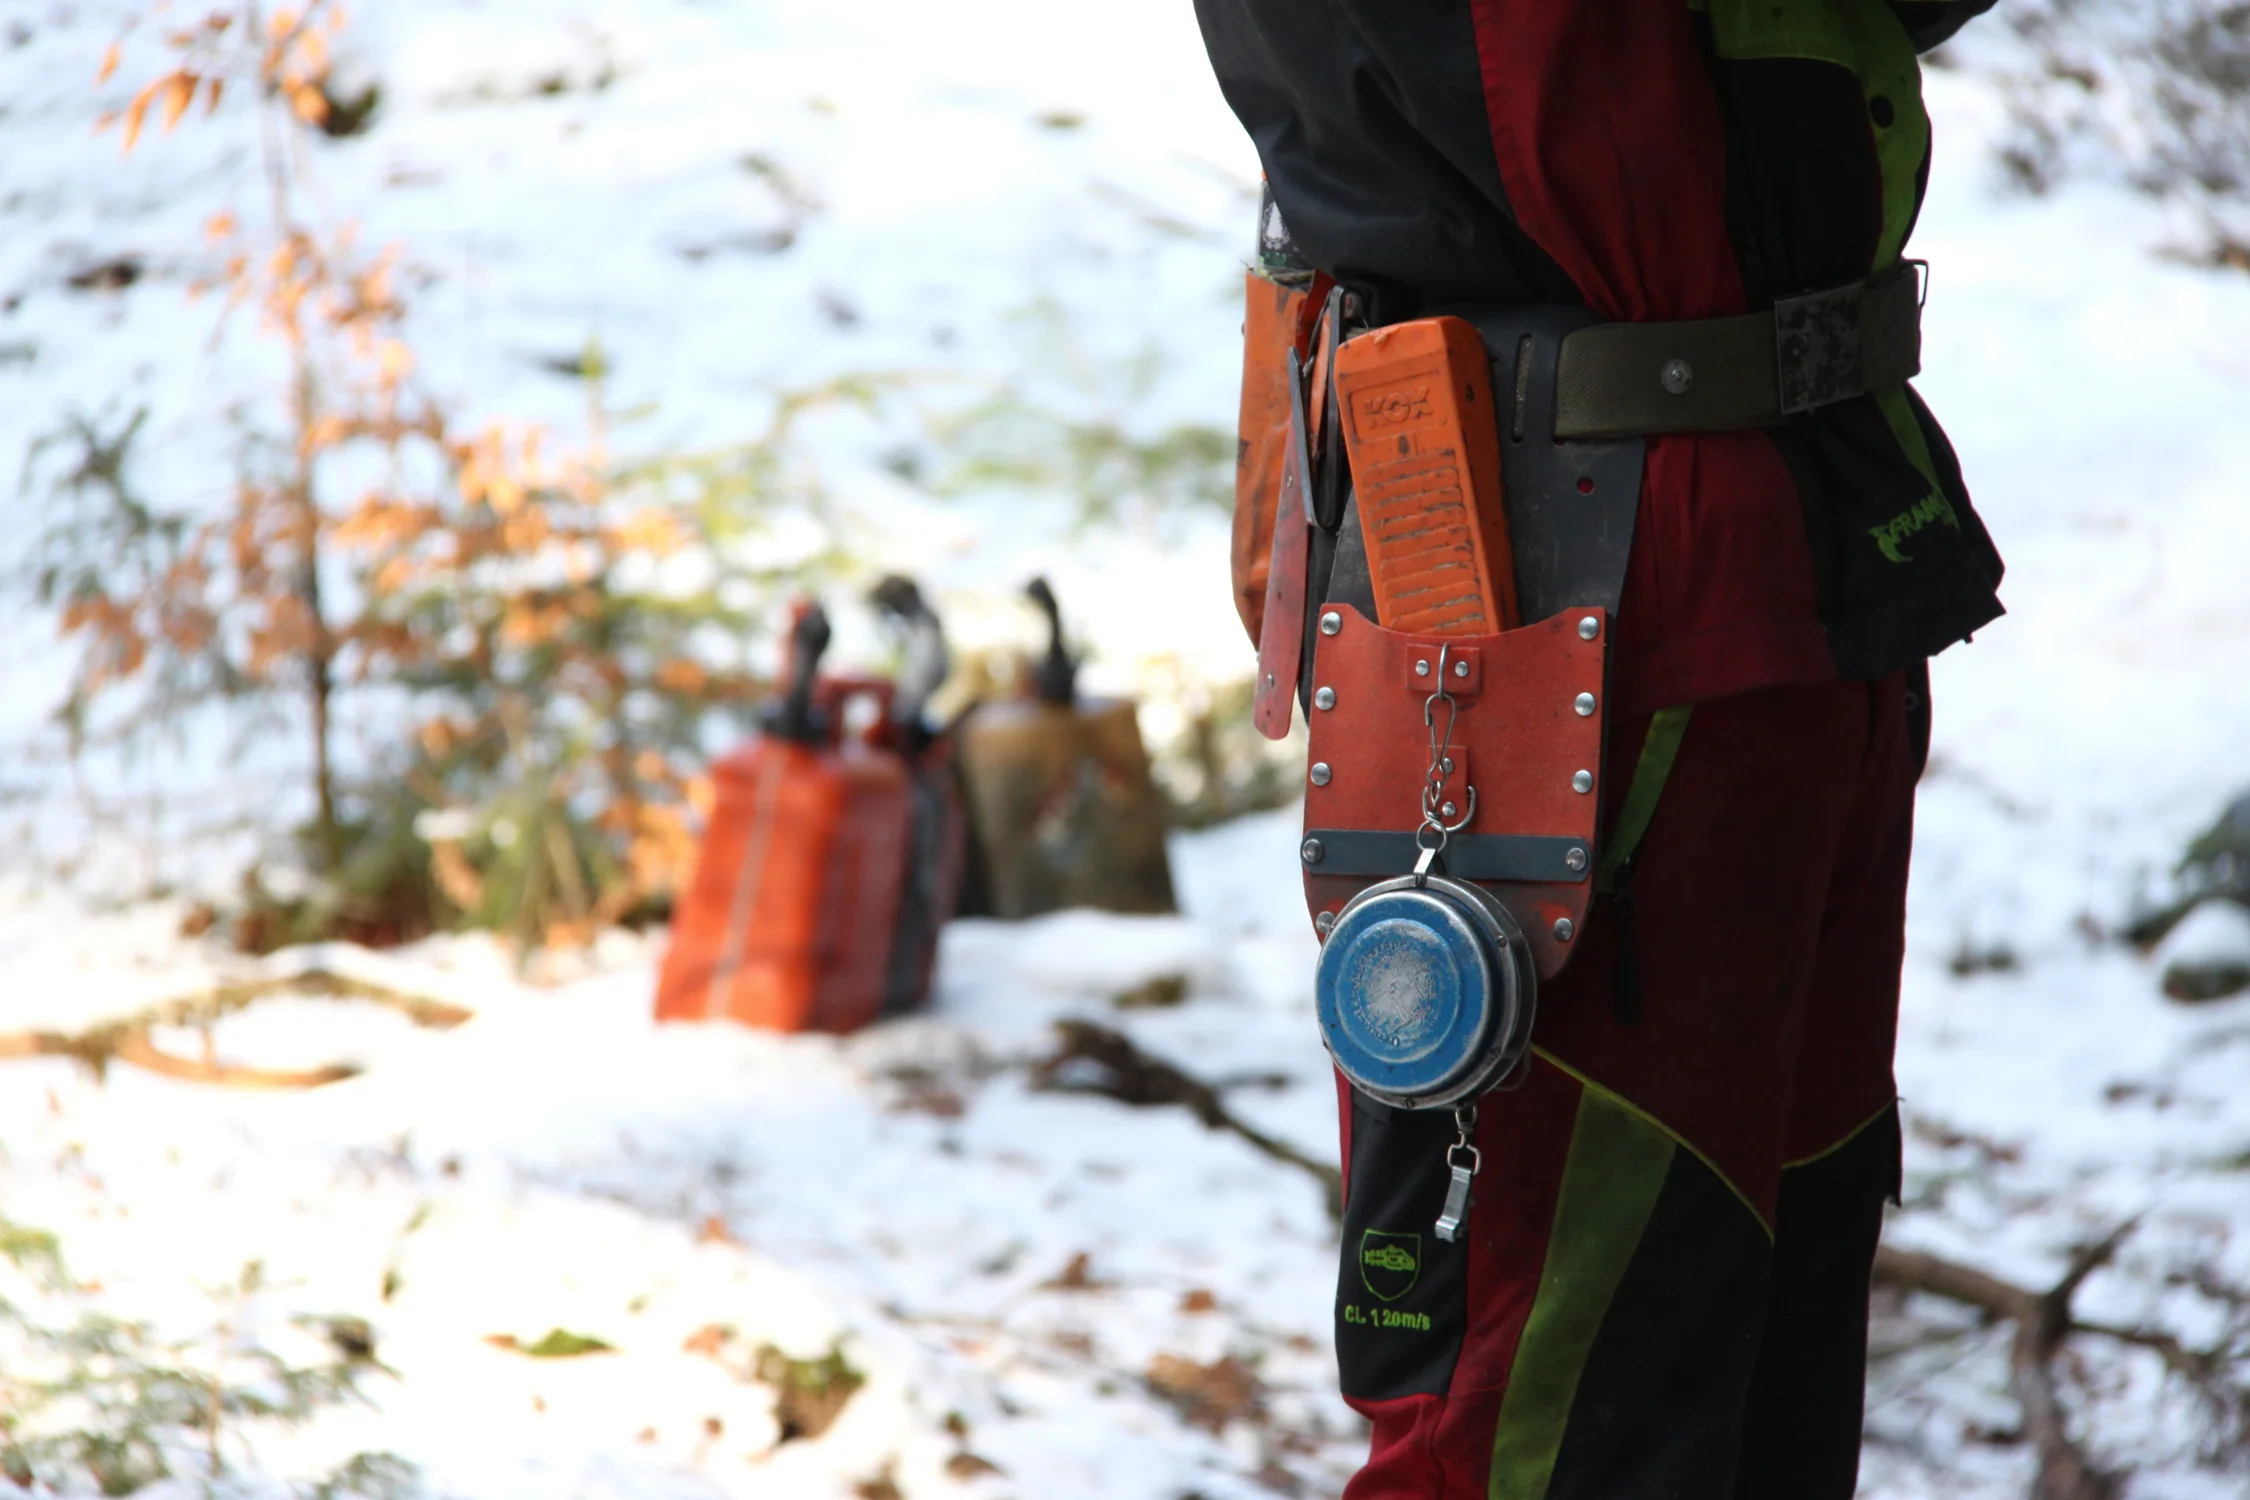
[1772,280,1865,416]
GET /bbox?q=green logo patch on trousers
[1360,1230,1421,1301]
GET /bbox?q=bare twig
[171,970,474,1028]
[117,1029,358,1090]
[0,968,470,1089]
[2070,1319,2221,1387]
[1032,1020,1342,1220]
[1875,1227,2140,1500]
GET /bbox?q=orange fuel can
[654,605,945,1035]
[654,734,913,1035]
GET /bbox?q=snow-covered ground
[0,813,1356,1500]
[5,3,2250,1497]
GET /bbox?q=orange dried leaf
[160,73,197,133]
[289,82,329,126]
[121,84,157,153]
[205,76,225,115]
[97,42,121,85]
[270,8,300,41]
[544,919,594,953]
[204,210,237,240]
[613,508,687,555]
[654,659,708,695]
[498,605,540,647]
[682,1323,731,1357]
[430,841,485,911]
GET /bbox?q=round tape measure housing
[1314,873,1536,1109]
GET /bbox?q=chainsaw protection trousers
[1332,672,1918,1499]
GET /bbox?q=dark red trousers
[1333,675,1918,1499]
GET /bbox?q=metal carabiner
[1422,783,1477,834]
[1421,643,1455,727]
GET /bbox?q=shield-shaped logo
[1359,1230,1421,1302]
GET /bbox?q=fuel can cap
[1315,873,1536,1110]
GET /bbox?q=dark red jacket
[1197,0,2003,716]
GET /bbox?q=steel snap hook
[1422,782,1477,833]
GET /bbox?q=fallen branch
[1874,1224,2143,1500]
[0,1022,360,1089]
[0,966,472,1090]
[1032,1020,1343,1220]
[151,968,475,1029]
[110,1029,360,1089]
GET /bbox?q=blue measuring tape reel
[1314,872,1537,1110]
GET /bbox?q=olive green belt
[1545,262,1923,441]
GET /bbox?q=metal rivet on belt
[1565,847,1588,873]
[1578,616,1600,641]
[1574,691,1596,716]
[1440,757,1454,776]
[1301,837,1326,866]
[1314,910,1337,937]
[1320,610,1342,636]
[1553,917,1575,942]
[1440,801,1457,819]
[1414,659,1431,677]
[1660,357,1694,396]
[1453,659,1469,679]
[1314,686,1336,711]
[1309,762,1332,787]
[1572,769,1593,794]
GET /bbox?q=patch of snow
[2153,902,2250,973]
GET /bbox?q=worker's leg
[1335,679,1901,1500]
[1734,673,1916,1499]
[1730,1108,1899,1500]
[1335,1061,1771,1500]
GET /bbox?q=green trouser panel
[1596,706,1692,1025]
[1486,1090,1676,1499]
[1596,707,1693,896]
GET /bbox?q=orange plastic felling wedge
[1333,316,1519,635]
